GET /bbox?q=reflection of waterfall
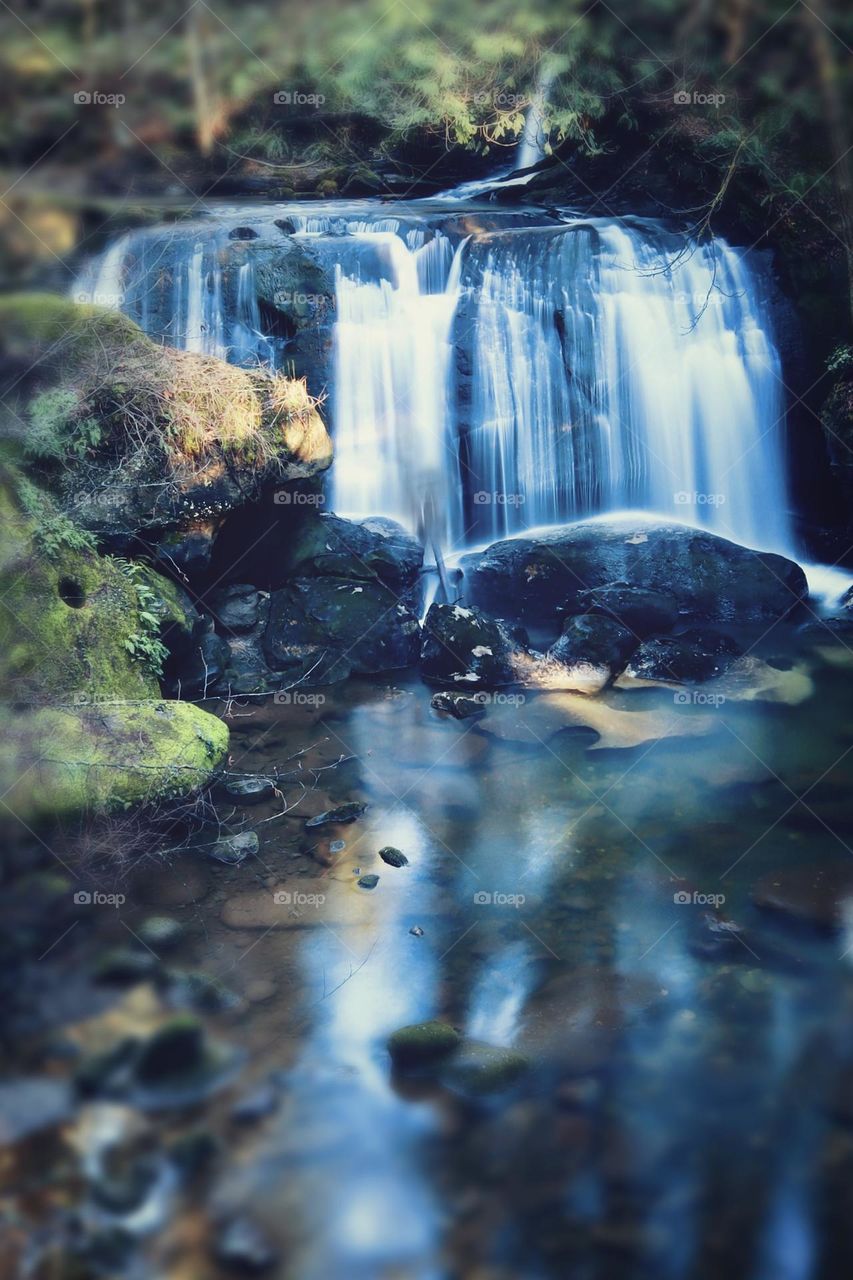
[76,203,793,557]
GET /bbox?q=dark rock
[94,947,161,985]
[75,1037,140,1097]
[357,873,380,890]
[154,522,219,581]
[618,630,741,685]
[438,1040,530,1097]
[214,1217,278,1274]
[276,513,423,591]
[228,226,260,240]
[388,1020,460,1068]
[209,832,259,865]
[305,802,366,829]
[222,776,276,805]
[409,925,425,937]
[91,1154,158,1215]
[211,584,262,634]
[420,603,521,688]
[430,691,487,719]
[135,1017,206,1085]
[460,518,808,630]
[571,583,680,636]
[379,846,408,868]
[753,861,853,933]
[274,218,296,234]
[544,613,638,690]
[166,617,229,697]
[264,577,420,682]
[169,1128,219,1177]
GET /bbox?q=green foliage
[115,559,170,679]
[828,345,853,374]
[27,388,102,461]
[13,471,96,557]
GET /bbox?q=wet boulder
[275,513,423,593]
[615,630,741,686]
[570,582,680,636]
[543,613,637,692]
[264,577,421,682]
[420,603,523,688]
[210,584,263,635]
[387,1020,460,1068]
[165,617,229,698]
[460,518,808,631]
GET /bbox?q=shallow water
[9,635,853,1278]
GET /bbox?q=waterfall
[74,203,793,558]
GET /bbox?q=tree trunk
[185,5,216,157]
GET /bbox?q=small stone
[387,1020,460,1068]
[430,691,487,719]
[137,916,185,951]
[379,846,408,868]
[223,776,275,805]
[214,1217,277,1274]
[305,802,367,829]
[94,947,160,985]
[209,832,259,865]
[357,874,380,890]
[134,1017,206,1085]
[409,925,425,937]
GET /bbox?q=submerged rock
[542,613,637,692]
[461,518,808,630]
[305,801,366,829]
[222,776,276,805]
[387,1020,461,1068]
[379,846,409,867]
[616,630,741,686]
[430,691,488,719]
[420,602,523,688]
[439,1040,530,1097]
[571,582,680,635]
[209,831,259,865]
[357,873,380,890]
[275,512,423,591]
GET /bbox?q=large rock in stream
[460,518,808,631]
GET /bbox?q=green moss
[0,700,229,821]
[387,1020,460,1067]
[0,474,161,701]
[0,292,147,363]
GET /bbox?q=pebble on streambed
[378,846,409,867]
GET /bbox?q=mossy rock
[387,1020,460,1068]
[0,700,229,821]
[3,294,333,537]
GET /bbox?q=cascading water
[75,200,794,557]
